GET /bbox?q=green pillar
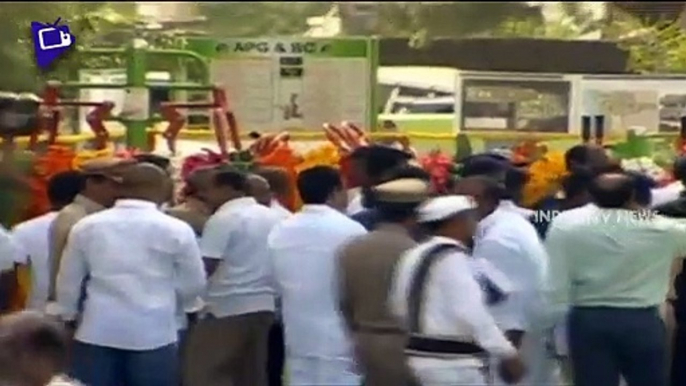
[124,40,150,149]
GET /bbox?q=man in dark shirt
[349,146,412,230]
[352,165,430,234]
[530,170,593,239]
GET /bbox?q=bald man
[546,172,686,386]
[0,311,71,386]
[247,174,273,208]
[254,167,293,218]
[55,163,206,386]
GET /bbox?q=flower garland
[419,150,455,194]
[295,142,341,173]
[71,147,115,170]
[521,150,568,208]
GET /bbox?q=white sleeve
[174,225,207,300]
[473,236,529,331]
[55,226,88,321]
[10,227,29,265]
[669,220,686,259]
[0,228,18,270]
[439,253,516,358]
[387,252,411,326]
[544,223,571,326]
[199,215,232,260]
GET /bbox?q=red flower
[420,150,454,193]
[180,149,225,181]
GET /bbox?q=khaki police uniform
[337,179,429,386]
[47,158,134,301]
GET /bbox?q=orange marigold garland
[256,141,302,211]
[521,150,568,208]
[25,146,78,219]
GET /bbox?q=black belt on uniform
[353,324,404,335]
[407,335,486,356]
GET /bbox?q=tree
[605,9,686,74]
[0,3,137,92]
[196,2,333,37]
[374,2,544,43]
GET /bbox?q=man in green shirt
[546,172,686,386]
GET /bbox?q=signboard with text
[204,37,378,132]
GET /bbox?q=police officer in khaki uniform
[47,158,134,302]
[166,166,215,236]
[337,178,430,386]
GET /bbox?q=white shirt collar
[270,199,291,211]
[217,196,257,213]
[300,204,336,214]
[499,200,535,217]
[476,207,507,239]
[114,199,159,210]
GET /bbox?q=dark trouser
[267,321,285,386]
[671,319,686,386]
[70,341,179,386]
[183,311,274,386]
[352,331,419,386]
[569,306,668,386]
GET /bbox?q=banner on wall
[205,38,378,132]
[579,77,686,134]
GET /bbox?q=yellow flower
[295,143,342,173]
[522,151,568,208]
[72,147,115,170]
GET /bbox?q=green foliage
[196,2,333,37]
[615,19,686,74]
[380,2,543,40]
[0,2,137,92]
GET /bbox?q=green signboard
[190,37,378,132]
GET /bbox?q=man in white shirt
[246,172,290,386]
[12,171,83,311]
[56,163,206,386]
[389,195,524,386]
[453,176,556,386]
[185,167,282,386]
[268,166,365,386]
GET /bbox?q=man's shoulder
[166,207,208,231]
[548,204,596,229]
[52,205,89,233]
[654,197,686,218]
[55,203,87,222]
[326,209,367,231]
[13,212,56,234]
[340,228,415,257]
[489,209,540,237]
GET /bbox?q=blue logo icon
[31,18,75,69]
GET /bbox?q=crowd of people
[0,143,685,386]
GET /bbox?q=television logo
[31,18,75,69]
